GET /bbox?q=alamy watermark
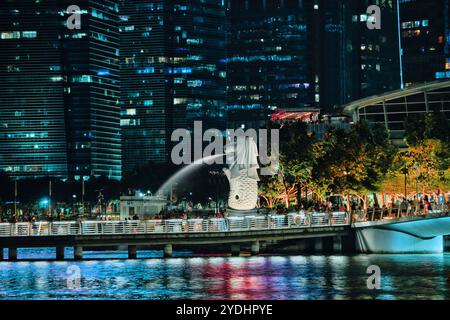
[171,121,279,176]
[67,5,82,30]
[366,5,381,30]
[67,265,81,290]
[366,265,381,290]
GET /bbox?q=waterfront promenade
[0,212,350,260]
[2,209,450,260]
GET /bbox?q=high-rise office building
[226,0,402,127]
[226,0,314,129]
[119,0,227,173]
[0,0,121,180]
[0,1,68,178]
[321,0,402,109]
[400,0,450,84]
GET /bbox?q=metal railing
[352,205,450,223]
[0,212,350,237]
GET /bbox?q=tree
[381,139,450,197]
[311,121,395,208]
[404,111,450,146]
[278,121,315,204]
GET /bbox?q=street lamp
[401,167,408,200]
[414,161,419,200]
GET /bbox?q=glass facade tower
[227,0,313,129]
[400,0,450,84]
[119,0,227,173]
[0,1,68,178]
[0,0,121,180]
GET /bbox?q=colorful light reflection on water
[1,249,450,300]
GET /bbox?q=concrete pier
[56,247,65,260]
[231,244,240,256]
[163,244,173,258]
[251,241,260,255]
[128,245,137,259]
[314,238,323,252]
[333,236,343,253]
[74,246,83,260]
[294,240,308,252]
[9,247,17,261]
[444,236,450,251]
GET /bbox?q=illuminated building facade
[226,0,402,129]
[0,1,68,178]
[119,0,227,173]
[319,0,401,109]
[226,0,313,130]
[0,1,121,180]
[399,0,450,84]
[353,0,402,98]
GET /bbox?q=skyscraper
[119,0,227,173]
[355,0,402,97]
[226,0,402,128]
[0,1,68,178]
[320,0,401,109]
[226,0,314,129]
[0,0,121,180]
[400,0,450,84]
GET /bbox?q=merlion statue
[223,136,259,211]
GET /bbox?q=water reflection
[1,250,450,299]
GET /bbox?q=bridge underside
[354,216,450,253]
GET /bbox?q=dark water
[1,248,450,300]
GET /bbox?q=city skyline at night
[0,1,450,306]
[0,0,447,179]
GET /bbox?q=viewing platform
[0,212,350,260]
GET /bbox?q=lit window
[136,67,154,74]
[126,109,136,115]
[174,98,187,105]
[143,100,153,106]
[22,31,37,38]
[1,31,21,39]
[72,75,92,83]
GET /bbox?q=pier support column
[342,232,356,253]
[314,238,323,253]
[74,246,83,261]
[0,248,3,261]
[251,241,260,255]
[163,244,173,258]
[333,236,343,253]
[9,247,17,261]
[231,244,240,256]
[56,247,65,260]
[128,245,137,259]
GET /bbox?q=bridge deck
[0,213,350,248]
[353,212,450,239]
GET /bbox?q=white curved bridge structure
[354,213,450,253]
